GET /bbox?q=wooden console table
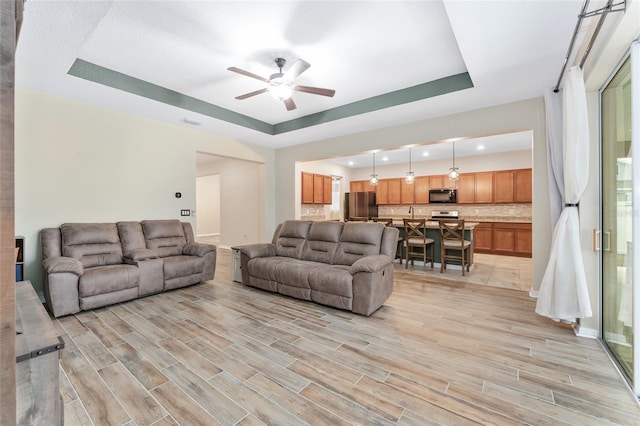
[16,280,64,425]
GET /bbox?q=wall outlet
[180,209,190,216]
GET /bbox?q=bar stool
[403,218,434,269]
[373,217,403,264]
[438,219,471,276]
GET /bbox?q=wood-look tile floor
[56,248,639,425]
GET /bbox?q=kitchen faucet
[408,206,414,219]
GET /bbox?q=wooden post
[0,1,19,425]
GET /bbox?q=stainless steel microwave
[429,189,457,203]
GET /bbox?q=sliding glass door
[601,51,636,393]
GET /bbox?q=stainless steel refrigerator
[344,192,378,220]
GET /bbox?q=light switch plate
[180,209,190,216]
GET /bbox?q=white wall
[196,174,220,236]
[15,88,273,295]
[348,149,532,180]
[275,98,549,291]
[197,158,264,248]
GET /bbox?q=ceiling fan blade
[284,59,310,81]
[227,67,269,83]
[235,88,269,100]
[295,85,336,97]
[283,97,297,111]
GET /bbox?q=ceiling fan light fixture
[269,78,293,100]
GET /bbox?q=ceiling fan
[227,58,336,111]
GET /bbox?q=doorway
[601,53,636,394]
[196,174,221,245]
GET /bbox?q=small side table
[16,280,65,425]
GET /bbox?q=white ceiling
[16,0,591,150]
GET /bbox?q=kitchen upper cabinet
[376,179,389,204]
[301,172,332,205]
[301,172,314,204]
[323,175,333,204]
[493,169,531,203]
[313,174,324,204]
[515,168,532,203]
[494,170,515,203]
[387,178,402,205]
[414,176,430,204]
[457,174,476,204]
[429,175,444,190]
[457,172,493,204]
[350,180,376,193]
[475,172,494,203]
[400,179,415,205]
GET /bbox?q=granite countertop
[390,220,479,229]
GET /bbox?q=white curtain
[536,66,592,321]
[545,88,564,229]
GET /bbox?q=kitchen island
[391,220,478,268]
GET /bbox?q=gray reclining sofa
[41,219,216,317]
[240,220,399,316]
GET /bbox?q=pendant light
[448,141,460,181]
[369,153,378,186]
[405,146,415,184]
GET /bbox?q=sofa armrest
[349,255,392,274]
[43,257,84,276]
[124,248,158,262]
[239,243,276,259]
[183,242,216,257]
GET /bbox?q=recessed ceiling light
[382,156,389,161]
[422,151,429,157]
[477,145,485,150]
[348,161,354,166]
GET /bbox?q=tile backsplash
[302,203,532,223]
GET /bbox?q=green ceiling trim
[68,59,274,134]
[273,72,473,134]
[68,59,473,136]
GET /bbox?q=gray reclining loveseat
[41,219,216,317]
[240,220,399,316]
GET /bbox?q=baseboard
[575,326,598,338]
[197,233,220,237]
[219,244,232,250]
[529,290,538,298]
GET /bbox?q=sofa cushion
[162,255,204,281]
[247,257,291,282]
[275,220,312,259]
[308,266,353,298]
[61,223,124,268]
[334,222,385,266]
[142,220,187,257]
[117,221,147,254]
[302,221,344,264]
[78,264,139,298]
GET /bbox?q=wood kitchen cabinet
[493,168,531,203]
[515,168,532,203]
[313,174,324,204]
[386,178,402,205]
[301,172,332,204]
[414,176,430,204]
[494,170,515,203]
[323,175,332,204]
[493,222,532,257]
[457,172,493,204]
[473,222,494,252]
[457,174,476,203]
[475,172,494,203]
[350,180,376,193]
[400,179,415,205]
[301,172,314,204]
[429,175,444,190]
[376,179,389,204]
